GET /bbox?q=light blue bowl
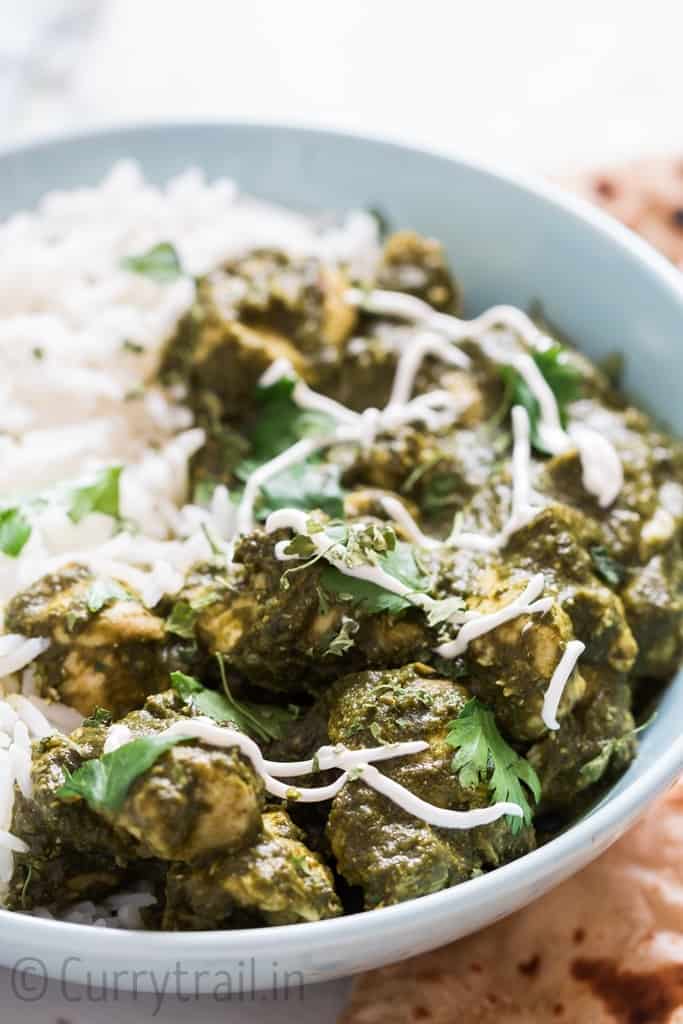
[1,123,682,992]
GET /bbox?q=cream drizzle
[267,509,554,663]
[448,404,538,552]
[347,287,623,508]
[434,574,553,659]
[541,639,585,730]
[235,349,468,534]
[377,495,441,550]
[106,718,522,829]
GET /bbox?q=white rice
[0,161,380,911]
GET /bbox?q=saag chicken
[2,225,682,930]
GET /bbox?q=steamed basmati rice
[0,161,380,903]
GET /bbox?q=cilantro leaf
[256,460,345,519]
[324,616,359,657]
[236,377,344,518]
[165,601,199,640]
[0,507,32,558]
[426,595,466,627]
[242,377,334,466]
[500,344,581,454]
[446,698,541,833]
[320,541,429,615]
[81,707,113,729]
[57,735,186,813]
[589,545,626,588]
[170,665,299,742]
[121,242,183,282]
[86,578,130,614]
[68,467,122,524]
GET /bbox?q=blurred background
[2,0,680,173]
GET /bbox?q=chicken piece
[326,665,535,909]
[162,809,342,929]
[622,551,683,679]
[540,403,683,683]
[503,506,638,675]
[192,529,433,692]
[6,847,137,913]
[87,699,265,863]
[540,399,683,563]
[527,668,636,813]
[375,231,460,312]
[456,562,587,742]
[4,564,172,718]
[343,426,479,526]
[218,250,356,358]
[162,250,357,423]
[8,690,265,910]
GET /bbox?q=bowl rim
[1,119,682,955]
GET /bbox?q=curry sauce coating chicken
[7,691,266,911]
[503,506,638,674]
[539,398,683,680]
[161,249,357,425]
[4,564,174,719]
[162,809,342,929]
[527,668,636,813]
[375,231,460,312]
[189,529,433,692]
[325,665,535,909]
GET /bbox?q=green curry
[5,229,682,927]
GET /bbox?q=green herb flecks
[323,616,359,657]
[446,698,541,833]
[121,242,183,283]
[57,735,186,813]
[82,707,113,729]
[589,545,626,588]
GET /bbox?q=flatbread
[340,780,683,1023]
[341,161,683,1023]
[567,158,683,266]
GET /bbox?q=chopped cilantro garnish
[165,601,199,640]
[446,698,541,833]
[121,242,183,282]
[257,461,345,519]
[165,592,218,640]
[425,595,466,627]
[319,537,429,616]
[500,343,581,454]
[82,707,113,729]
[170,661,299,743]
[58,735,186,813]
[589,545,626,588]
[86,578,130,614]
[236,377,345,519]
[0,507,32,558]
[68,466,122,524]
[323,616,359,657]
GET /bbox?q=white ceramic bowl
[0,123,682,993]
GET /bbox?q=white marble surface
[1,2,681,1020]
